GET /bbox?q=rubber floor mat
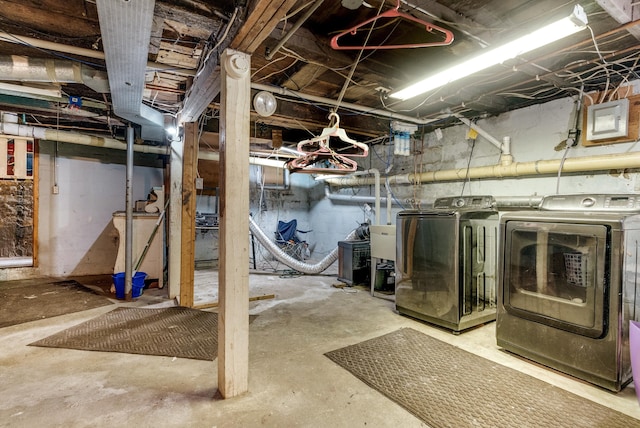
[325,328,640,428]
[0,279,113,328]
[30,307,222,360]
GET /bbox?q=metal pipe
[250,82,443,126]
[125,126,134,295]
[0,113,285,167]
[324,151,640,186]
[265,0,325,61]
[0,113,166,154]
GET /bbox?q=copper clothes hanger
[296,112,369,158]
[330,0,454,50]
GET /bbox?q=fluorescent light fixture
[390,4,588,101]
[0,82,62,98]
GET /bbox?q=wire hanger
[296,112,369,157]
[330,0,454,50]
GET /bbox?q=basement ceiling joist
[0,0,636,146]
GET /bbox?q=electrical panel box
[586,98,630,141]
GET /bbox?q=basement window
[0,137,37,268]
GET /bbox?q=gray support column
[125,125,134,294]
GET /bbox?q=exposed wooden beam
[168,134,183,299]
[154,2,222,39]
[230,0,299,54]
[181,0,298,122]
[179,121,198,308]
[218,48,251,399]
[207,99,389,137]
[193,294,275,310]
[0,0,100,40]
[282,63,325,91]
[148,15,165,60]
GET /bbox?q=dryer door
[502,220,608,338]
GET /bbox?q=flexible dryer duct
[249,216,358,274]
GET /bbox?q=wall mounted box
[586,98,630,141]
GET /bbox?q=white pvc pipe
[324,151,640,186]
[384,180,393,224]
[198,150,286,168]
[0,114,285,168]
[0,113,167,154]
[350,169,380,225]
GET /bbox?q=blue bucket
[132,271,146,298]
[112,272,147,299]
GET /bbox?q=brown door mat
[0,279,114,328]
[29,306,255,361]
[325,328,640,428]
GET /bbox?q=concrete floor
[1,268,640,427]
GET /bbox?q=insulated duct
[96,0,165,142]
[0,55,109,93]
[249,216,358,274]
[0,33,195,76]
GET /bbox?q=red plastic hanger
[330,0,454,50]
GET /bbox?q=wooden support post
[33,139,39,266]
[168,133,183,299]
[180,122,198,307]
[218,48,251,398]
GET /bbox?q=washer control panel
[433,195,495,211]
[540,194,640,212]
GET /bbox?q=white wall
[0,140,164,281]
[302,86,640,255]
[349,89,640,214]
[249,167,314,267]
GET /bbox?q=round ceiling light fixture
[253,91,277,117]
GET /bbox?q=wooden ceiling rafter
[230,0,300,54]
